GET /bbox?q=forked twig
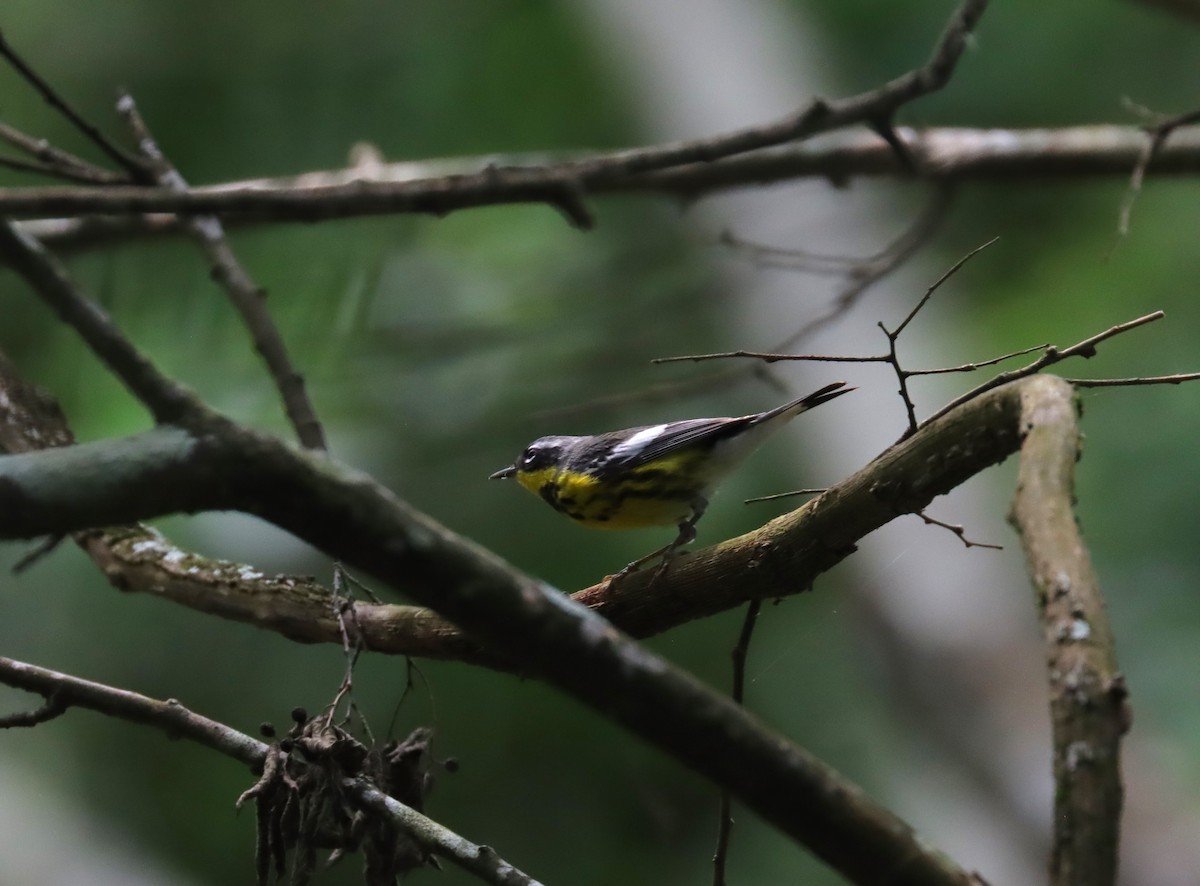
[878,236,999,433]
[916,511,1002,550]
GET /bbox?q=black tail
[753,381,854,425]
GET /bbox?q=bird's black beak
[489,465,516,480]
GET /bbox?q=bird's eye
[520,447,538,467]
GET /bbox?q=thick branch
[0,398,1001,884]
[1,375,1029,657]
[0,192,1015,882]
[1007,376,1125,885]
[0,339,1029,667]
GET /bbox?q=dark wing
[601,416,751,470]
[588,382,852,473]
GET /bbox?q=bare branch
[1007,376,1125,885]
[0,691,66,727]
[1117,105,1200,238]
[0,656,543,886]
[0,241,986,882]
[880,237,999,434]
[919,311,1165,428]
[0,121,127,183]
[908,343,1048,376]
[744,488,826,504]
[0,152,97,183]
[1065,372,1200,387]
[8,122,1200,250]
[655,226,985,431]
[891,236,999,340]
[914,511,1003,550]
[0,1,989,236]
[720,185,952,282]
[653,350,889,366]
[116,93,328,451]
[0,29,143,177]
[0,219,204,425]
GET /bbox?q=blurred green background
[1,1,1198,884]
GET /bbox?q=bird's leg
[608,498,708,588]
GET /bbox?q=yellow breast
[515,459,705,530]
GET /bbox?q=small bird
[489,381,853,580]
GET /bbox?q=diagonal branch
[0,656,542,886]
[0,219,204,426]
[0,415,992,886]
[0,121,127,184]
[116,94,328,451]
[0,30,144,178]
[0,220,989,885]
[919,311,1164,428]
[0,350,1026,660]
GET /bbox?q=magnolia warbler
[489,381,853,579]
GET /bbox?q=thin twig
[1117,104,1200,239]
[719,187,950,277]
[893,237,999,340]
[712,599,763,886]
[640,190,951,424]
[0,153,104,183]
[908,343,1048,376]
[744,488,826,505]
[1065,372,1200,387]
[743,186,956,361]
[0,691,66,727]
[915,511,1002,550]
[0,30,144,178]
[323,565,369,736]
[880,237,999,435]
[0,121,125,183]
[919,311,1165,429]
[11,533,65,573]
[653,350,889,366]
[115,94,328,451]
[719,229,876,275]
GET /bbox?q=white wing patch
[610,424,669,460]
